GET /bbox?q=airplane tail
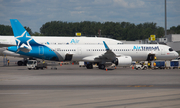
[10,19,31,37]
[9,19,38,52]
[8,19,60,61]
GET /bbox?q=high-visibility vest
[148,63,150,66]
[153,62,156,66]
[154,56,157,60]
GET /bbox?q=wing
[82,41,118,62]
[0,43,15,47]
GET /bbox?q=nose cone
[175,51,179,57]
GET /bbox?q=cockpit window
[169,48,173,51]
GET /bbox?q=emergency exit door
[39,46,44,55]
[161,46,165,55]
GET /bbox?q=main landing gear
[98,64,105,69]
[85,62,106,70]
[17,59,28,66]
[86,63,93,69]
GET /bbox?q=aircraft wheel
[86,64,93,69]
[23,60,28,65]
[99,64,105,69]
[17,61,23,66]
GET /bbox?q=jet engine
[114,56,132,66]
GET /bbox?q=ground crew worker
[148,62,151,69]
[153,62,156,66]
[154,56,157,60]
[7,59,10,66]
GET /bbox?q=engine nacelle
[115,56,132,66]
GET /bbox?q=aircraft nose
[175,52,179,57]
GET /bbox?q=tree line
[0,21,180,41]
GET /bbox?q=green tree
[0,24,13,35]
[24,26,33,36]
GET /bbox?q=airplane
[6,19,180,69]
[0,29,123,65]
[0,35,123,47]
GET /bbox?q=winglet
[103,41,110,51]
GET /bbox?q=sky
[0,0,180,33]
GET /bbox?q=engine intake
[115,56,132,66]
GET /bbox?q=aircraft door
[39,46,44,55]
[78,47,82,55]
[65,54,73,61]
[161,46,165,55]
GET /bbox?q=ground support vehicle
[27,60,47,70]
[135,64,148,70]
[79,61,85,67]
[165,61,171,69]
[171,60,179,69]
[155,61,165,69]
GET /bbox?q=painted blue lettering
[70,39,79,43]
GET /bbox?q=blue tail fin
[9,19,59,61]
[10,19,38,49]
[10,19,31,37]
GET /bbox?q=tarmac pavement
[0,57,180,108]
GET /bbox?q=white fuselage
[0,36,122,57]
[0,36,123,46]
[45,44,178,61]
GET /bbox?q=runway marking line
[127,85,154,87]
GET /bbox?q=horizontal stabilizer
[17,47,30,53]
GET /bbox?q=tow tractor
[135,62,148,70]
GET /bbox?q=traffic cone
[106,68,108,71]
[72,63,74,65]
[132,66,134,69]
[60,64,62,66]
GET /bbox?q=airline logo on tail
[8,19,60,61]
[10,19,40,52]
[15,31,32,50]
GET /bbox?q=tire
[28,68,31,70]
[144,67,147,70]
[99,64,105,69]
[35,67,39,70]
[17,61,23,66]
[86,64,93,69]
[23,60,28,66]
